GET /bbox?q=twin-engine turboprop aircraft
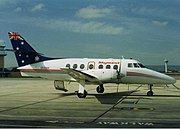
[8,32,176,98]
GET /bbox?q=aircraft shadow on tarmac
[56,90,180,104]
[88,90,137,104]
[55,90,137,104]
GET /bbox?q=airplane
[8,32,176,98]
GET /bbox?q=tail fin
[8,32,55,67]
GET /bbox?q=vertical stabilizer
[8,32,55,67]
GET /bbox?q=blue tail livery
[8,32,56,67]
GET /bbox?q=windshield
[138,63,146,68]
[128,63,146,68]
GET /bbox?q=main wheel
[96,85,104,93]
[77,90,87,98]
[147,91,153,96]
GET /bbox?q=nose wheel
[147,91,153,96]
[147,84,154,96]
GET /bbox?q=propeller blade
[116,61,125,84]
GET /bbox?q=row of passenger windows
[65,63,145,70]
[65,64,119,70]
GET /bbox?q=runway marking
[0,96,61,113]
[92,96,128,122]
[133,107,155,111]
[135,84,143,90]
[120,97,142,104]
[97,121,154,126]
[91,94,148,122]
[121,101,136,104]
[0,115,180,128]
[112,107,155,111]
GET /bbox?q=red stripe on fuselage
[127,71,161,79]
[19,69,64,73]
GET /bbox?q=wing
[61,68,100,83]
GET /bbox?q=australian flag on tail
[8,32,56,67]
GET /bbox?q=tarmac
[0,77,180,128]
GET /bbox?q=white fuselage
[18,58,176,85]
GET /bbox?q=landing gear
[77,90,87,98]
[77,80,87,98]
[147,84,154,96]
[96,84,104,93]
[147,91,153,96]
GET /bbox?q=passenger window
[98,65,103,69]
[80,64,85,69]
[128,63,133,68]
[133,63,140,68]
[66,64,70,68]
[106,65,111,69]
[73,64,78,69]
[89,64,94,69]
[113,65,118,70]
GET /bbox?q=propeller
[116,68,121,85]
[116,60,125,84]
[116,68,120,92]
[116,60,125,92]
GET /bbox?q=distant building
[0,43,7,77]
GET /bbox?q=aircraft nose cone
[150,69,176,84]
[163,74,176,84]
[168,76,176,84]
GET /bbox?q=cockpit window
[138,63,146,68]
[128,62,146,68]
[128,63,133,68]
[133,63,140,68]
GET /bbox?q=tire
[77,90,87,98]
[147,91,153,96]
[96,86,104,93]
